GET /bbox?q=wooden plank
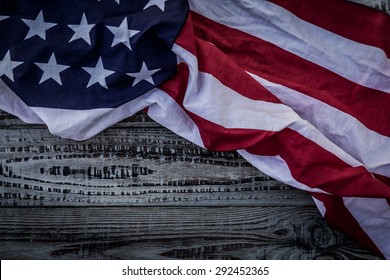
[0,207,379,260]
[0,112,311,207]
[0,110,379,259]
[347,0,390,14]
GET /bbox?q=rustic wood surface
[0,109,379,259]
[348,0,390,14]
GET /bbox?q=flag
[0,0,389,259]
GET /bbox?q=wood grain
[0,207,379,260]
[348,0,390,14]
[0,111,308,207]
[0,109,379,259]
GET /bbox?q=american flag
[0,0,389,259]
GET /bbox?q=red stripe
[312,193,384,258]
[194,38,281,104]
[189,12,390,137]
[164,13,390,258]
[175,14,281,104]
[269,0,390,57]
[161,68,388,258]
[175,13,197,56]
[244,129,390,198]
[193,113,390,198]
[160,63,390,199]
[374,173,390,187]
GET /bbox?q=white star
[143,0,169,12]
[82,57,115,89]
[21,11,57,40]
[35,53,70,85]
[0,51,23,82]
[106,18,139,51]
[127,62,161,86]
[0,16,9,21]
[68,13,95,45]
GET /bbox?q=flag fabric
[0,0,188,139]
[0,0,389,259]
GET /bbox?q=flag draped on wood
[0,0,389,258]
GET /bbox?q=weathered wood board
[0,207,378,260]
[348,0,390,14]
[0,109,379,259]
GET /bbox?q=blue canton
[0,0,188,109]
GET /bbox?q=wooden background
[348,0,390,15]
[0,109,379,260]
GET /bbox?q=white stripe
[1,87,160,141]
[174,46,302,133]
[343,197,390,259]
[173,44,363,169]
[147,90,205,149]
[189,0,390,93]
[238,150,329,194]
[1,77,154,140]
[30,90,161,141]
[2,71,205,145]
[312,197,327,217]
[249,73,390,177]
[0,79,44,125]
[184,71,302,132]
